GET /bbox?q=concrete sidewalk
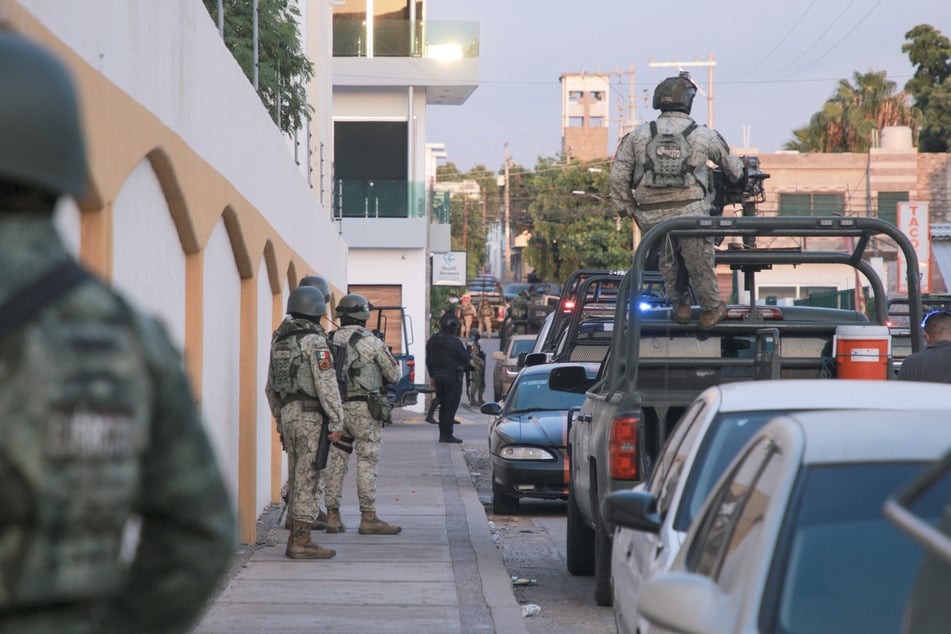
[194,407,528,634]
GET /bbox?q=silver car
[622,406,951,634]
[605,379,951,634]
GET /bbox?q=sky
[425,0,948,173]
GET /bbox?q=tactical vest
[0,262,152,612]
[332,327,383,396]
[643,120,697,188]
[269,320,321,400]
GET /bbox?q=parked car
[502,282,533,302]
[604,379,951,634]
[481,362,599,514]
[491,334,535,401]
[621,407,951,634]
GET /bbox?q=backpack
[643,121,698,188]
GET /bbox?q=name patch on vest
[45,411,136,458]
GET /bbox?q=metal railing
[332,19,479,59]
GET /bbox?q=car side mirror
[480,402,502,416]
[548,365,595,393]
[602,489,661,534]
[523,352,546,367]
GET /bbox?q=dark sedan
[480,362,599,514]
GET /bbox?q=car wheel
[593,519,613,606]
[492,476,519,515]
[566,477,595,576]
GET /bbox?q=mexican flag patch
[317,349,332,370]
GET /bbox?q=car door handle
[575,414,591,423]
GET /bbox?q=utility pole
[462,197,469,249]
[503,143,511,281]
[648,53,716,128]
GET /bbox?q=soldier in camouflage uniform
[266,286,345,559]
[0,33,235,633]
[324,294,403,535]
[280,275,333,531]
[610,72,746,329]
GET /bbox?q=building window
[590,91,604,101]
[568,116,584,128]
[568,90,583,102]
[590,116,604,127]
[334,121,409,218]
[878,191,909,225]
[778,192,844,216]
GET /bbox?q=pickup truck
[366,305,432,422]
[550,215,924,605]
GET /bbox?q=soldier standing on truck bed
[610,71,746,329]
[477,297,495,338]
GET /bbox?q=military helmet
[440,312,460,332]
[287,286,327,319]
[337,293,372,322]
[652,72,697,114]
[299,275,331,304]
[0,33,87,198]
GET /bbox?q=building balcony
[333,19,479,59]
[333,180,451,249]
[332,20,479,105]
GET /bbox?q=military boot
[325,508,346,533]
[673,298,692,324]
[699,301,727,330]
[285,519,336,560]
[358,512,402,535]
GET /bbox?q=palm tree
[785,71,921,152]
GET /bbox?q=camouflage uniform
[323,324,401,518]
[265,319,344,525]
[468,339,486,405]
[477,299,495,338]
[0,214,236,634]
[460,298,477,338]
[610,110,744,311]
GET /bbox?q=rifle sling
[0,260,90,338]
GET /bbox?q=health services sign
[897,201,931,294]
[431,251,467,286]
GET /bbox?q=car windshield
[767,462,951,634]
[673,410,786,531]
[508,338,534,359]
[507,375,587,413]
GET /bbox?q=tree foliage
[204,0,314,134]
[902,24,951,152]
[523,157,633,281]
[784,70,920,152]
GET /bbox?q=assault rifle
[710,156,769,217]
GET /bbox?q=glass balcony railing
[335,179,447,220]
[333,19,479,59]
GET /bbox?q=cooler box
[833,325,891,380]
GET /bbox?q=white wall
[20,0,347,284]
[201,219,242,496]
[256,258,279,511]
[112,160,187,352]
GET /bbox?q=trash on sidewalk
[511,576,537,586]
[520,603,542,617]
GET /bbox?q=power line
[731,0,819,82]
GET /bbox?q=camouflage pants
[635,200,722,310]
[322,401,382,514]
[469,369,485,403]
[280,400,325,523]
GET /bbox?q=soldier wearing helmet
[425,312,470,443]
[610,71,746,329]
[323,294,402,535]
[266,285,345,559]
[0,32,235,632]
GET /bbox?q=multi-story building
[560,72,611,161]
[330,1,479,374]
[723,126,951,303]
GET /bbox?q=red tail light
[609,416,638,480]
[407,358,415,383]
[563,299,576,312]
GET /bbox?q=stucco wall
[10,0,348,543]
